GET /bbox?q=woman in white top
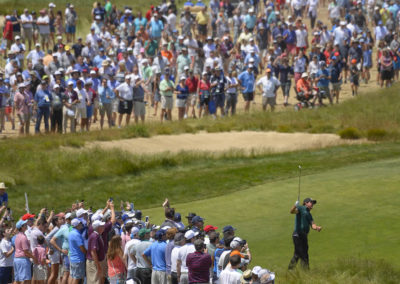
[0,228,15,284]
[225,71,239,116]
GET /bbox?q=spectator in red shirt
[186,239,212,284]
[145,5,155,21]
[3,16,13,57]
[185,70,199,119]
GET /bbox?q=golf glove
[295,201,299,206]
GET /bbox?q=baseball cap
[204,225,218,233]
[65,213,72,219]
[16,220,28,229]
[76,208,88,218]
[139,228,151,238]
[303,197,317,204]
[186,213,196,219]
[252,266,262,276]
[71,218,81,227]
[131,227,140,236]
[53,84,60,90]
[266,68,272,73]
[174,232,184,244]
[67,81,74,86]
[92,220,105,229]
[155,229,166,239]
[301,72,309,78]
[241,269,252,283]
[184,230,199,240]
[15,36,20,40]
[22,213,35,221]
[223,225,236,233]
[191,216,204,223]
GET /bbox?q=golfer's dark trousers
[51,109,63,133]
[288,232,309,270]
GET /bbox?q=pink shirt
[14,92,29,115]
[33,245,46,265]
[15,232,30,258]
[107,255,126,277]
[121,233,131,252]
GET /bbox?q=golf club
[298,165,302,202]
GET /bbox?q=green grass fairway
[141,157,400,279]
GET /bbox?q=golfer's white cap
[301,72,309,78]
[53,84,60,89]
[76,208,88,217]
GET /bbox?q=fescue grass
[338,127,362,139]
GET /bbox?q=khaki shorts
[133,101,146,117]
[75,107,87,120]
[99,103,112,117]
[188,93,197,106]
[331,82,341,92]
[161,96,173,110]
[23,28,33,40]
[40,33,50,43]
[17,113,30,124]
[86,259,107,284]
[262,96,276,107]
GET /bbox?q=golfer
[288,197,322,270]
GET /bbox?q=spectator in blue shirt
[148,13,164,41]
[0,183,8,207]
[69,218,87,284]
[134,12,147,33]
[244,8,256,32]
[34,81,53,133]
[238,65,255,112]
[329,56,343,104]
[98,78,115,129]
[316,62,333,105]
[143,229,167,283]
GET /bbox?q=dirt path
[88,131,365,155]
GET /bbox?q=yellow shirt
[196,11,209,25]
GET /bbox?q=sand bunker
[88,131,364,155]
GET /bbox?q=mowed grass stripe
[141,158,400,280]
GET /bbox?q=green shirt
[145,40,158,57]
[142,66,153,81]
[159,79,174,97]
[177,54,191,74]
[294,205,313,234]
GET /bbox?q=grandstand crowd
[0,0,398,134]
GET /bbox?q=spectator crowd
[0,0,397,135]
[0,192,276,284]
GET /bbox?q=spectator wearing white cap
[65,5,78,43]
[26,43,45,66]
[115,75,133,128]
[123,226,140,280]
[10,36,25,69]
[177,230,197,284]
[69,219,86,284]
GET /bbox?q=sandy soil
[88,131,365,155]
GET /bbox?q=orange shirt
[161,50,173,63]
[296,78,310,93]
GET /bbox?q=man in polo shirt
[130,228,152,284]
[177,230,197,284]
[256,68,281,112]
[124,227,140,280]
[238,65,255,112]
[69,218,87,284]
[86,220,106,284]
[186,239,212,284]
[159,68,175,122]
[0,183,8,207]
[288,197,322,270]
[219,255,242,284]
[143,229,167,284]
[115,75,133,128]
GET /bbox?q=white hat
[184,66,190,71]
[84,79,92,85]
[127,47,133,52]
[223,36,229,40]
[71,218,81,227]
[249,58,255,62]
[91,212,103,222]
[230,239,241,249]
[90,70,96,75]
[15,36,20,40]
[57,35,62,40]
[131,227,140,236]
[35,43,41,47]
[92,220,106,229]
[141,58,148,64]
[18,83,25,89]
[124,9,131,14]
[340,21,347,25]
[125,75,131,80]
[184,230,198,240]
[65,212,72,219]
[248,64,254,68]
[76,208,88,218]
[301,72,309,78]
[95,15,101,20]
[49,3,56,8]
[180,75,186,81]
[69,4,74,8]
[248,7,254,13]
[252,266,262,276]
[54,71,62,76]
[67,81,74,86]
[178,35,184,40]
[53,84,60,89]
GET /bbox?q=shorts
[331,82,341,91]
[49,250,61,264]
[17,113,30,124]
[242,92,254,101]
[13,257,32,282]
[281,82,291,96]
[133,101,146,117]
[40,33,50,43]
[86,105,93,118]
[199,91,210,107]
[66,25,76,34]
[381,70,393,81]
[0,266,13,284]
[62,254,70,272]
[154,91,161,102]
[262,96,276,107]
[188,93,197,106]
[23,27,33,40]
[198,24,207,36]
[176,98,186,108]
[118,100,133,115]
[86,259,107,284]
[75,107,87,120]
[112,100,119,113]
[214,93,225,108]
[70,262,85,280]
[161,96,173,110]
[350,75,359,86]
[99,103,112,117]
[5,106,12,115]
[33,264,47,281]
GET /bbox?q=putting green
[143,157,400,271]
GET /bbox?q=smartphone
[145,216,149,223]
